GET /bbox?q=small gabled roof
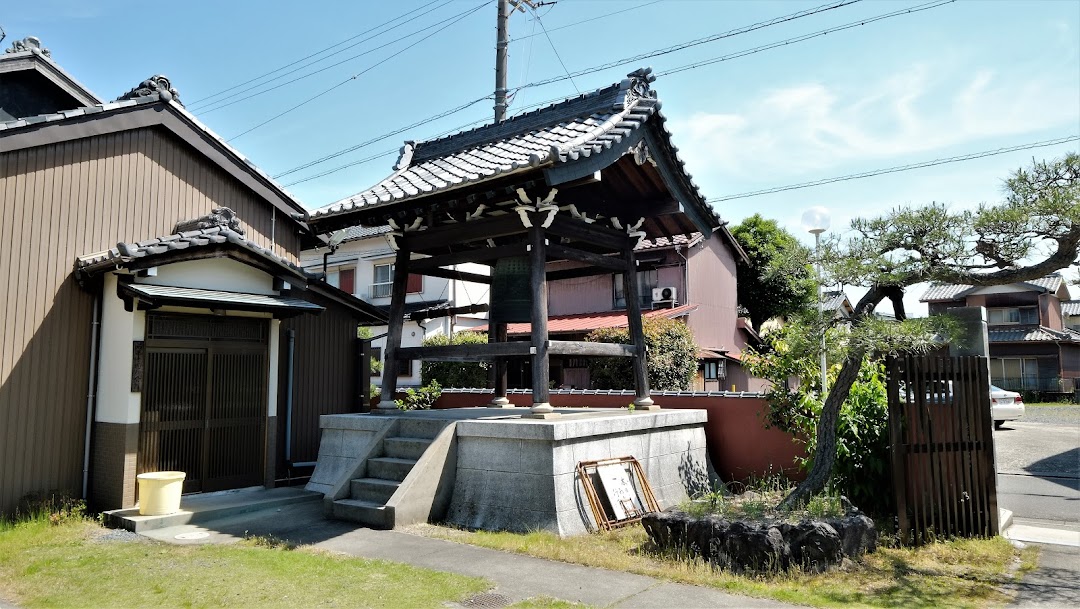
[920,273,1067,302]
[310,68,726,241]
[0,37,102,109]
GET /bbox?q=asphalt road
[994,406,1080,525]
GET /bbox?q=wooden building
[309,68,740,414]
[0,38,384,514]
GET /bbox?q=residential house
[920,273,1080,393]
[469,232,767,392]
[301,225,489,389]
[0,37,384,514]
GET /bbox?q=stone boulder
[641,505,877,574]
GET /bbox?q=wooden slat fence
[887,355,998,544]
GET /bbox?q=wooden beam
[546,266,617,282]
[411,244,527,270]
[396,341,532,361]
[623,242,653,406]
[546,215,629,251]
[378,246,412,410]
[547,243,626,271]
[548,341,636,357]
[414,267,491,284]
[408,303,489,321]
[403,214,526,251]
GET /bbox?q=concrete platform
[103,486,320,532]
[307,407,710,536]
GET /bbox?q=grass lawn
[411,523,1038,609]
[0,516,491,609]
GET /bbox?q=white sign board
[596,463,644,521]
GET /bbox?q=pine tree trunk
[777,348,866,511]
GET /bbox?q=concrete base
[102,486,320,533]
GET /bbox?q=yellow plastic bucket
[136,471,186,516]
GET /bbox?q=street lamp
[802,207,830,395]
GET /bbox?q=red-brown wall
[432,392,806,483]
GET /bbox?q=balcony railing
[992,376,1073,392]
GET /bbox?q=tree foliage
[420,331,490,388]
[779,153,1080,510]
[731,214,817,331]
[586,316,698,391]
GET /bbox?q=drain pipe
[284,328,296,463]
[675,245,689,306]
[81,293,103,499]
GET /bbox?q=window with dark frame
[987,307,1039,325]
[613,270,659,309]
[372,263,423,298]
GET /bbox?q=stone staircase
[331,418,449,528]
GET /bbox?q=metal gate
[887,355,998,544]
[138,314,268,494]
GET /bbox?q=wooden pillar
[377,245,411,412]
[623,244,656,409]
[528,222,554,416]
[489,322,511,407]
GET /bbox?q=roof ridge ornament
[116,75,182,105]
[618,67,657,110]
[5,36,51,57]
[173,207,244,236]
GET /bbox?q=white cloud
[671,64,1080,184]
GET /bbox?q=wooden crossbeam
[546,215,629,251]
[396,341,532,361]
[548,340,636,357]
[414,266,491,284]
[403,214,525,251]
[547,243,627,271]
[411,244,527,270]
[408,303,489,321]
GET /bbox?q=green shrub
[585,317,698,391]
[396,380,442,410]
[421,332,490,388]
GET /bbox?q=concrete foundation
[307,407,709,536]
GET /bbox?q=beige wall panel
[0,126,304,513]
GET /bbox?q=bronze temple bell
[488,256,532,323]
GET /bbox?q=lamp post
[802,207,830,395]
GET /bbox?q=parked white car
[990,384,1024,429]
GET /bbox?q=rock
[642,507,878,574]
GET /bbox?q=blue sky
[6,0,1079,313]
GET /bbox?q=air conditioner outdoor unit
[652,286,677,303]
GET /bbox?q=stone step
[332,498,392,529]
[397,418,447,440]
[367,456,416,482]
[384,436,433,460]
[350,477,400,504]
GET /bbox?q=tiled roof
[0,89,309,221]
[341,225,393,243]
[119,283,324,314]
[311,68,709,223]
[920,273,1066,302]
[1063,301,1080,316]
[988,326,1080,343]
[76,221,305,279]
[822,292,850,312]
[469,303,698,336]
[636,233,703,251]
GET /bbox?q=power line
[705,136,1080,203]
[187,2,436,108]
[273,0,865,182]
[511,0,663,43]
[511,0,863,94]
[196,2,485,115]
[529,5,579,94]
[227,2,487,142]
[660,0,954,77]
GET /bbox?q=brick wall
[90,422,139,511]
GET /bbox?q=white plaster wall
[138,257,276,295]
[268,319,280,417]
[96,274,144,424]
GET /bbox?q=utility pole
[494,0,538,122]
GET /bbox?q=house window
[987,307,1038,325]
[372,263,423,298]
[702,360,726,380]
[613,270,659,309]
[989,357,1039,390]
[338,269,355,295]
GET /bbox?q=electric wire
[187,2,436,108]
[510,0,663,43]
[704,136,1080,203]
[198,2,485,116]
[529,4,579,94]
[226,2,487,142]
[273,0,865,181]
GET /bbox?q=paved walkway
[140,500,791,608]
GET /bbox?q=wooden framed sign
[577,456,660,531]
